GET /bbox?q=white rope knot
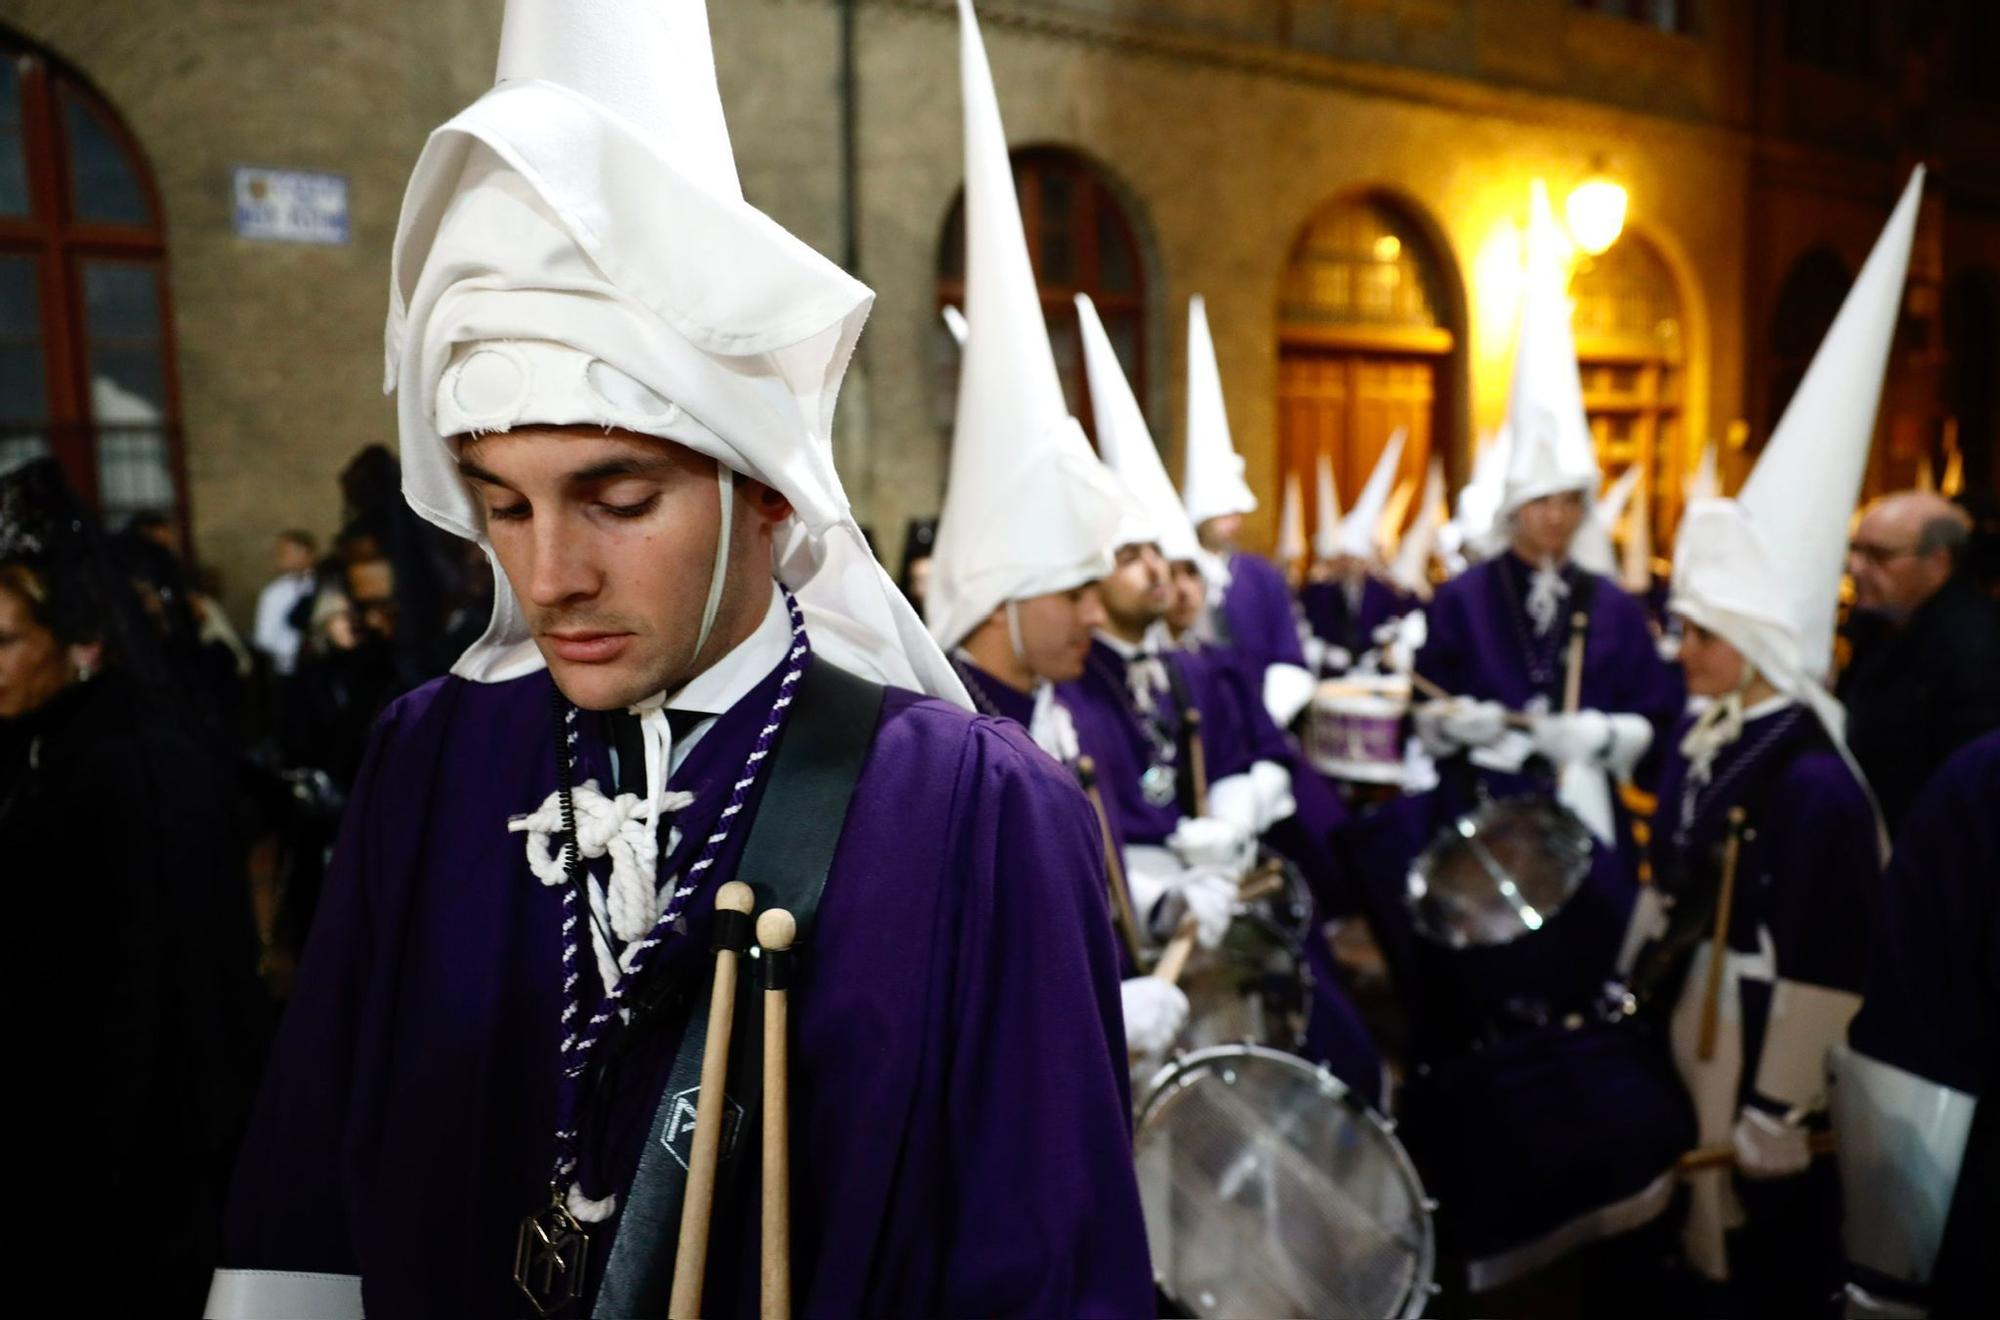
[566,1183,617,1224]
[1525,562,1571,636]
[510,779,696,943]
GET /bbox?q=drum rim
[1132,1043,1438,1319]
[1405,792,1596,950]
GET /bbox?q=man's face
[1014,585,1106,683]
[1847,501,1951,618]
[1096,542,1170,637]
[0,583,70,719]
[1165,559,1207,634]
[1198,513,1244,554]
[1677,619,1748,698]
[275,537,314,575]
[344,558,398,642]
[460,426,785,711]
[1511,491,1586,563]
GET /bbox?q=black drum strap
[592,658,885,1317]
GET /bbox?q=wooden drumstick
[1562,609,1589,715]
[1151,915,1200,988]
[1184,708,1209,817]
[1695,807,1747,1062]
[1677,1129,1834,1174]
[669,880,756,1319]
[1077,756,1145,967]
[756,908,797,1320]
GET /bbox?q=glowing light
[1566,175,1628,256]
[1372,234,1402,262]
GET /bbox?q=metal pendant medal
[514,1185,589,1316]
[1141,763,1178,807]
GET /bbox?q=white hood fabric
[1687,437,1720,504]
[923,0,1126,650]
[1181,294,1258,527]
[1672,166,1924,739]
[1276,471,1307,566]
[1390,454,1447,597]
[1336,427,1407,560]
[1311,450,1343,561]
[1574,464,1640,577]
[386,0,965,704]
[1620,466,1655,595]
[1075,293,1199,562]
[1453,425,1513,560]
[1501,182,1600,518]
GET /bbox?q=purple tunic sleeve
[1223,552,1308,672]
[1757,750,1880,996]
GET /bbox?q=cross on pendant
[514,1198,589,1316]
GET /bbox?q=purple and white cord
[544,587,810,1213]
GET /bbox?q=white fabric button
[448,345,530,422]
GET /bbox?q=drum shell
[1307,679,1410,784]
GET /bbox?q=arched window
[1,33,184,534]
[1276,192,1457,547]
[934,146,1148,445]
[1572,230,1685,547]
[1766,248,1852,442]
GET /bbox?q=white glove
[1167,815,1254,875]
[1533,709,1654,777]
[1414,696,1507,756]
[1263,663,1317,729]
[1322,644,1353,675]
[1179,867,1238,949]
[1731,1106,1813,1180]
[1122,845,1183,917]
[1120,976,1190,1055]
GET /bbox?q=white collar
[632,580,789,776]
[1742,692,1796,723]
[1094,628,1154,661]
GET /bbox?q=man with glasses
[1841,490,2000,829]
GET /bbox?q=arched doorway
[1571,229,1688,547]
[933,146,1150,447]
[1275,192,1457,545]
[1,29,186,535]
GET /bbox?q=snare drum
[1135,1045,1436,1318]
[1306,676,1411,784]
[1178,913,1311,1052]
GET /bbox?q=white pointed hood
[1311,450,1343,560]
[924,0,1127,651]
[1451,425,1513,561]
[1181,294,1258,527]
[1074,293,1197,562]
[1276,471,1307,566]
[1335,427,1406,559]
[385,0,963,702]
[1390,454,1447,598]
[1687,437,1720,503]
[1673,166,1923,722]
[1620,466,1655,595]
[1501,182,1600,518]
[1573,464,1640,577]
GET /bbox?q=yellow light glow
[1372,234,1402,262]
[1566,176,1627,256]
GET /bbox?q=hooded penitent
[923,0,1130,651]
[1389,454,1448,598]
[1671,167,1923,737]
[1450,425,1513,562]
[1181,294,1258,529]
[1334,426,1407,561]
[1500,182,1600,521]
[1276,472,1307,569]
[384,0,965,704]
[1074,292,1195,562]
[1573,463,1641,578]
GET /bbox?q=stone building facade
[2,0,1994,620]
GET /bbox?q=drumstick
[756,908,797,1320]
[1152,915,1200,987]
[1076,756,1146,967]
[1406,669,1533,731]
[669,880,756,1319]
[1676,1129,1834,1174]
[1563,609,1588,715]
[1237,858,1285,903]
[1695,807,1747,1062]
[1184,708,1209,816]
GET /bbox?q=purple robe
[1300,576,1410,667]
[219,653,1153,1318]
[1216,551,1308,674]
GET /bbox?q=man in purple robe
[206,4,1150,1316]
[1300,559,1411,675]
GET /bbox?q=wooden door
[1277,347,1436,546]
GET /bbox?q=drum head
[1135,1046,1435,1319]
[1407,795,1594,949]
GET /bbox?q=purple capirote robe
[1217,551,1308,674]
[1300,575,1410,665]
[219,653,1153,1319]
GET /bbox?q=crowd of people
[2,1,1996,1317]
